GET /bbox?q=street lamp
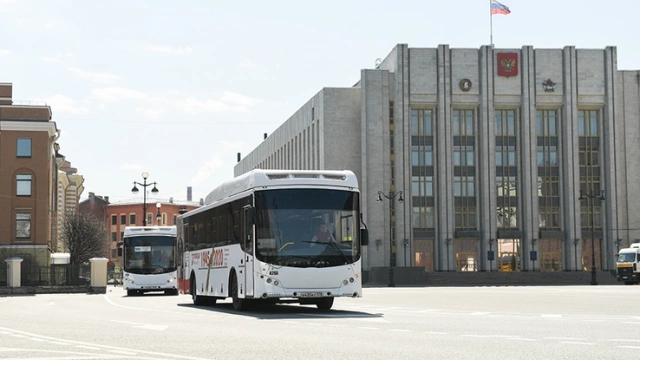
[131,172,159,226]
[377,190,404,287]
[156,202,162,224]
[579,190,605,285]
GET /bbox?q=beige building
[235,44,640,280]
[0,82,61,280]
[56,160,85,253]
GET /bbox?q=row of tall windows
[15,138,33,239]
[495,109,518,230]
[453,109,477,230]
[409,107,602,272]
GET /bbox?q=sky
[0,0,642,205]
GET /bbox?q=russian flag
[491,0,511,15]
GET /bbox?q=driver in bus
[311,223,336,244]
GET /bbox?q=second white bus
[119,226,179,296]
[177,169,368,311]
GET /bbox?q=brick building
[0,82,61,276]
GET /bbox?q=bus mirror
[360,228,369,246]
[117,247,123,257]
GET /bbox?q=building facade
[234,44,640,278]
[55,160,85,253]
[0,82,61,274]
[100,198,200,269]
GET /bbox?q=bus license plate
[300,292,322,297]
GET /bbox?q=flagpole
[490,0,494,47]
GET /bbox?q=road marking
[541,314,562,318]
[545,337,585,340]
[560,342,597,346]
[109,320,169,331]
[426,332,448,335]
[470,312,490,316]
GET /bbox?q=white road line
[560,341,597,346]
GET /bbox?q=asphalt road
[0,285,641,360]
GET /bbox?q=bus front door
[244,206,255,297]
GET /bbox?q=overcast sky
[0,0,642,204]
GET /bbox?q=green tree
[62,211,108,265]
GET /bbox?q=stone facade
[235,44,640,277]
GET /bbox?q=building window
[455,206,476,229]
[454,176,475,197]
[453,110,474,136]
[147,213,153,225]
[495,110,516,136]
[17,138,32,157]
[578,110,599,136]
[120,215,126,225]
[537,110,557,137]
[453,146,475,166]
[120,231,124,240]
[497,206,518,229]
[497,176,517,197]
[16,213,31,238]
[130,214,136,225]
[111,215,117,225]
[16,174,32,196]
[411,109,433,135]
[111,232,117,241]
[495,146,516,166]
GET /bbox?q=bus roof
[204,169,358,206]
[123,226,177,237]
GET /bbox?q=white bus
[177,169,368,311]
[119,226,179,296]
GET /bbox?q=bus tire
[316,298,334,310]
[127,290,136,297]
[230,273,249,311]
[191,274,213,306]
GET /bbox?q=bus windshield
[254,189,360,268]
[123,236,175,274]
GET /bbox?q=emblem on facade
[459,78,472,91]
[497,52,518,77]
[542,78,556,92]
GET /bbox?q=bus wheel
[316,298,334,310]
[127,290,136,297]
[230,274,249,311]
[165,289,179,296]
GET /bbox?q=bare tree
[62,211,109,265]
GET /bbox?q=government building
[233,44,640,281]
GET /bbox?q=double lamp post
[131,172,159,226]
[579,190,605,286]
[378,190,404,287]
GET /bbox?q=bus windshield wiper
[304,241,349,264]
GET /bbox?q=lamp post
[579,190,605,286]
[156,202,162,224]
[131,172,159,226]
[377,190,404,287]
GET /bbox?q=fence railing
[0,264,90,287]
